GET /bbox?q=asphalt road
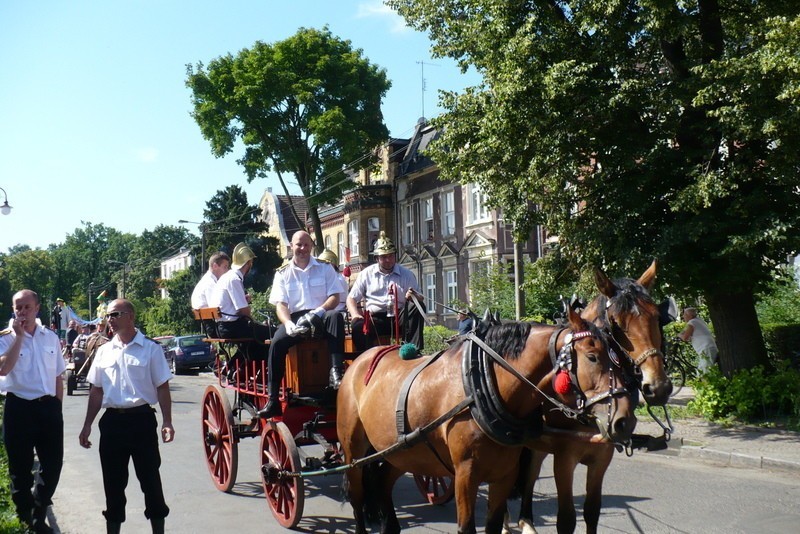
[50,372,800,533]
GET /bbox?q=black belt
[106,404,154,414]
[8,392,55,402]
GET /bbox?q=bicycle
[665,337,699,396]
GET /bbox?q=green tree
[186,26,391,252]
[125,225,197,302]
[139,269,198,336]
[201,185,283,293]
[389,1,800,376]
[1,249,56,313]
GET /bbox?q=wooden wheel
[201,385,238,492]
[260,421,304,528]
[414,474,455,505]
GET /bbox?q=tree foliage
[389,0,800,374]
[201,185,283,293]
[125,225,197,302]
[186,26,392,252]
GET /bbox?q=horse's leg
[502,448,544,534]
[454,463,480,534]
[582,448,613,534]
[552,453,579,534]
[344,464,368,534]
[337,395,371,534]
[377,462,404,534]
[487,474,522,534]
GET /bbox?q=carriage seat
[193,307,263,344]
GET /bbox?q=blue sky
[0,1,480,253]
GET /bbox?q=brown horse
[337,307,635,534]
[506,261,671,534]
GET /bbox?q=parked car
[163,335,215,375]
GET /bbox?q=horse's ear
[637,259,658,291]
[492,311,501,324]
[482,308,492,322]
[566,305,582,330]
[594,267,617,298]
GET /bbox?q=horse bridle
[604,297,663,366]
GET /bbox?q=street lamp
[107,260,129,298]
[0,187,12,215]
[178,219,206,269]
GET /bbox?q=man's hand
[296,311,316,329]
[285,321,307,337]
[79,425,92,449]
[162,423,175,443]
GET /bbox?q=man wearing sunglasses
[78,299,173,534]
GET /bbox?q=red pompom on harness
[554,370,572,394]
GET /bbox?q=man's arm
[678,324,694,342]
[55,373,64,401]
[79,385,104,448]
[0,319,25,376]
[346,295,363,321]
[157,382,174,443]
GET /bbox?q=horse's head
[589,260,673,406]
[554,306,637,444]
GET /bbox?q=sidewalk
[635,387,800,475]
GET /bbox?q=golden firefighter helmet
[317,249,339,265]
[372,231,396,256]
[231,243,256,270]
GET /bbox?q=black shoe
[257,400,282,418]
[329,367,344,389]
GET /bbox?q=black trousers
[216,317,272,360]
[267,310,344,394]
[98,408,169,523]
[2,393,63,519]
[351,305,425,352]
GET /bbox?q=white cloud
[356,1,411,34]
[135,147,159,163]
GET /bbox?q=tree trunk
[308,205,325,255]
[706,291,769,377]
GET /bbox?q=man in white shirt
[347,232,425,352]
[79,299,173,534]
[190,251,231,335]
[258,231,345,418]
[0,289,65,533]
[208,243,272,353]
[678,307,719,373]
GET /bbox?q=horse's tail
[339,450,384,526]
[361,460,384,525]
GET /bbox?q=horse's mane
[483,322,532,360]
[597,278,656,325]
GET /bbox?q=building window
[470,183,490,223]
[471,260,490,278]
[422,197,434,241]
[403,204,415,246]
[446,269,458,309]
[337,231,345,264]
[348,220,359,256]
[425,273,436,314]
[443,191,455,236]
[325,235,333,253]
[368,217,380,232]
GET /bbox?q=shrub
[423,325,457,354]
[691,363,800,423]
[760,323,800,367]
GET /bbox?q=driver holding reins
[346,232,426,352]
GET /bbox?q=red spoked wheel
[201,385,238,492]
[261,421,305,528]
[414,474,455,505]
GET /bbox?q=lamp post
[0,187,12,215]
[178,219,206,269]
[107,260,129,298]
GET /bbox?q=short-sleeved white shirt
[348,263,421,314]
[86,330,172,408]
[269,258,341,314]
[0,324,65,400]
[209,269,247,322]
[191,270,219,309]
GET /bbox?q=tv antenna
[416,60,439,119]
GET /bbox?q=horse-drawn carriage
[196,261,673,533]
[65,331,108,396]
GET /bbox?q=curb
[679,445,800,474]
